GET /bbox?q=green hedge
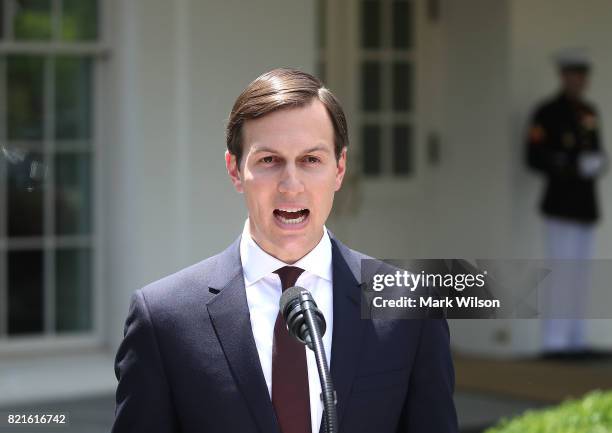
[485,390,612,433]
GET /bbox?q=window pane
[392,0,413,49]
[392,61,412,111]
[362,125,382,175]
[8,151,45,236]
[55,248,92,332]
[7,55,45,140]
[55,153,92,235]
[13,0,51,40]
[0,2,5,39]
[8,250,44,335]
[362,61,381,111]
[55,56,93,140]
[393,125,412,175]
[361,0,381,49]
[61,0,98,41]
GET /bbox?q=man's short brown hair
[226,68,348,167]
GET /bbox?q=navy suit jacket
[112,233,458,433]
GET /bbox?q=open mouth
[273,208,310,225]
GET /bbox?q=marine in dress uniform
[525,48,607,358]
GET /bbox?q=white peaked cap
[553,47,591,69]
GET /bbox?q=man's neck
[245,221,325,265]
[256,234,325,265]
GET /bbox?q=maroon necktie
[272,266,311,433]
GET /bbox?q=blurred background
[1,0,612,432]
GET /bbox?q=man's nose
[278,164,305,193]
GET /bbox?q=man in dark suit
[112,68,458,433]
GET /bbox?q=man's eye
[260,156,275,164]
[305,156,321,164]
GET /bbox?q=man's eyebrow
[251,146,279,154]
[251,145,332,155]
[302,145,332,154]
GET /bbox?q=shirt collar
[239,218,333,287]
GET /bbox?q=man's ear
[334,147,347,191]
[225,150,244,193]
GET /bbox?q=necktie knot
[274,266,305,291]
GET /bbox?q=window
[359,0,414,178]
[0,0,104,344]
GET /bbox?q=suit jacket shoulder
[137,237,242,314]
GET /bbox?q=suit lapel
[329,237,367,431]
[206,238,281,433]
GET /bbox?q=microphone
[279,286,326,348]
[279,286,337,433]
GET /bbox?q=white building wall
[431,0,515,356]
[107,0,316,351]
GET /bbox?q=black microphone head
[279,286,326,348]
[279,286,308,319]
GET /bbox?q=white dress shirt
[240,219,334,433]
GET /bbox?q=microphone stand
[301,296,337,433]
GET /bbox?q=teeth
[277,207,306,212]
[276,213,307,225]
